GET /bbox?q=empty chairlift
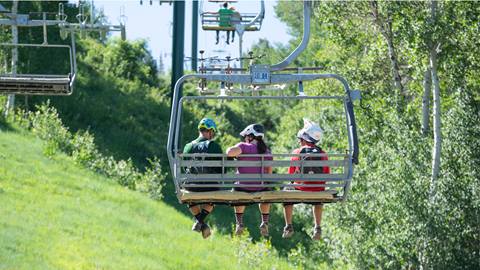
[0,37,77,96]
[0,5,77,96]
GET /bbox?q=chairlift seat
[201,25,259,31]
[179,189,339,204]
[0,74,72,95]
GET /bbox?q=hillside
[0,129,292,270]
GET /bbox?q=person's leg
[259,203,270,236]
[197,204,214,223]
[234,205,245,235]
[203,203,214,213]
[313,204,323,227]
[189,204,201,216]
[231,30,235,43]
[226,31,230,44]
[282,204,295,238]
[191,204,214,239]
[189,204,202,232]
[312,204,323,240]
[215,30,219,44]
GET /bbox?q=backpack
[299,146,324,174]
[187,140,221,174]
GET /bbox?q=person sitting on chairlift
[282,119,330,241]
[226,124,272,237]
[205,2,235,45]
[183,118,223,239]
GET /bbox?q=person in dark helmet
[282,119,330,241]
[205,2,235,44]
[226,124,273,237]
[183,118,223,239]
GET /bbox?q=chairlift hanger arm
[271,0,311,71]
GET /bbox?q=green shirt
[183,136,222,155]
[218,8,234,27]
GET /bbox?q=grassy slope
[0,129,292,270]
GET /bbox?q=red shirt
[288,145,330,192]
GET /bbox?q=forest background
[0,1,479,269]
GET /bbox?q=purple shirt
[234,142,272,191]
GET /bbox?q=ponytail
[255,136,268,154]
[245,135,268,154]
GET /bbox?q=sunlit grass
[0,130,293,270]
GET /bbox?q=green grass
[0,129,293,270]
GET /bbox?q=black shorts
[184,181,220,192]
[232,187,271,193]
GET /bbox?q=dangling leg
[198,203,214,239]
[216,30,220,45]
[312,204,323,240]
[234,205,245,235]
[282,203,295,238]
[259,203,270,236]
[226,31,230,45]
[189,204,202,232]
[231,30,235,43]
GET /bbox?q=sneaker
[282,224,294,238]
[259,222,269,237]
[235,223,244,236]
[192,221,202,232]
[201,223,211,239]
[312,226,322,241]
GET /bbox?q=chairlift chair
[167,70,360,205]
[200,0,265,32]
[0,32,77,96]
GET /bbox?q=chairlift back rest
[176,153,352,203]
[0,40,76,96]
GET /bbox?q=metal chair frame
[167,72,359,205]
[201,13,262,31]
[0,33,77,96]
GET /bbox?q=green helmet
[198,118,217,132]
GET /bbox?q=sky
[90,0,291,70]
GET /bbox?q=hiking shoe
[235,223,244,236]
[312,226,322,241]
[282,224,294,239]
[192,221,202,232]
[201,223,211,239]
[259,222,269,237]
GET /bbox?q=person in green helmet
[183,118,223,239]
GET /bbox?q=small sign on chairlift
[250,64,270,85]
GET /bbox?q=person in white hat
[282,119,330,241]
